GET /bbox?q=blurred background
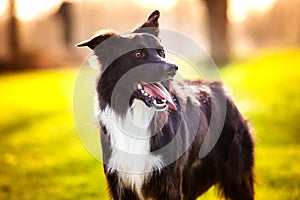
[0,0,299,69]
[0,0,299,199]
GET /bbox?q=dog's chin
[131,81,177,111]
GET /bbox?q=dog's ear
[134,10,160,36]
[77,31,118,50]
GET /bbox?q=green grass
[1,49,300,199]
[0,70,107,199]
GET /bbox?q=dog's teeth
[137,83,142,90]
[153,99,166,110]
[162,99,167,103]
[154,99,165,105]
[141,89,145,94]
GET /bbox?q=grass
[1,49,300,199]
[0,70,107,199]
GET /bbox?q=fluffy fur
[78,10,254,200]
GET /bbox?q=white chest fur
[98,100,164,197]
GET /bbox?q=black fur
[78,10,254,200]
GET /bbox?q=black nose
[164,63,178,77]
[164,63,178,71]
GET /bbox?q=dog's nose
[163,63,178,78]
[164,63,178,72]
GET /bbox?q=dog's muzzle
[163,63,178,79]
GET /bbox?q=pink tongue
[143,83,177,110]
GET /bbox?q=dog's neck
[129,99,156,131]
[99,99,155,153]
[99,99,164,168]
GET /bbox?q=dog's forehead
[121,33,163,49]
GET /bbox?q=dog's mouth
[133,81,177,111]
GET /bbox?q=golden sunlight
[133,0,179,10]
[0,0,278,22]
[0,0,7,15]
[2,0,179,20]
[229,0,278,23]
[16,0,61,20]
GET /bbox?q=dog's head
[77,10,178,114]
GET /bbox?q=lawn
[0,49,300,199]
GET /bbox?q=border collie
[77,10,254,200]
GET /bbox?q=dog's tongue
[143,83,177,110]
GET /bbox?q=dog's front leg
[166,175,185,200]
[179,169,184,200]
[144,167,185,200]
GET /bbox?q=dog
[77,10,254,200]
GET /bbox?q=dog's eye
[158,49,165,58]
[134,51,144,59]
